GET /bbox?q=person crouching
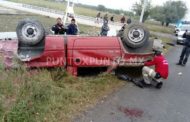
[142,47,169,89]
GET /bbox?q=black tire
[16,19,45,46]
[122,23,149,48]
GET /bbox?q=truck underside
[0,19,156,76]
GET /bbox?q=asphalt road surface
[75,45,190,122]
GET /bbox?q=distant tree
[132,0,152,22]
[163,1,187,26]
[151,1,187,26]
[97,5,107,12]
[114,10,121,15]
[150,6,165,25]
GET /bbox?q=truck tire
[16,19,45,45]
[122,23,149,48]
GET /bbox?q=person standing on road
[51,17,66,35]
[177,32,190,66]
[67,18,78,35]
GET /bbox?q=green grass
[0,66,124,122]
[150,33,174,54]
[160,37,174,53]
[0,14,100,35]
[146,23,174,34]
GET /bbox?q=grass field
[145,22,174,35]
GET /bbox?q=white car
[176,25,190,44]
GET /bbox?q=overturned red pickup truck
[1,19,156,76]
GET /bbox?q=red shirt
[145,55,169,79]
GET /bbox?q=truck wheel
[122,23,149,48]
[16,19,45,45]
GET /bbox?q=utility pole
[139,0,148,23]
[63,0,70,25]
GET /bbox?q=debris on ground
[178,72,182,76]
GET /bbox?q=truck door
[72,36,122,67]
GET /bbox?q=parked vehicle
[7,19,157,76]
[176,25,190,44]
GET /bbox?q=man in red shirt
[142,47,169,89]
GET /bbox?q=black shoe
[132,79,144,88]
[176,62,182,65]
[117,75,132,82]
[181,63,186,66]
[156,82,163,89]
[140,79,151,87]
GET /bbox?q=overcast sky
[77,0,190,19]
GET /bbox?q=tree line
[133,0,187,26]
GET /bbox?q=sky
[77,0,190,20]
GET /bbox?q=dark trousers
[179,46,190,65]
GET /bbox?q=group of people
[52,16,110,36]
[96,12,128,24]
[51,17,78,35]
[52,13,130,37]
[96,12,115,24]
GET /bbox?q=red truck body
[17,35,153,76]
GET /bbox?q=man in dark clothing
[117,24,126,39]
[100,21,110,36]
[183,30,188,38]
[120,16,126,23]
[51,17,66,35]
[177,32,190,66]
[67,18,78,35]
[110,15,114,22]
